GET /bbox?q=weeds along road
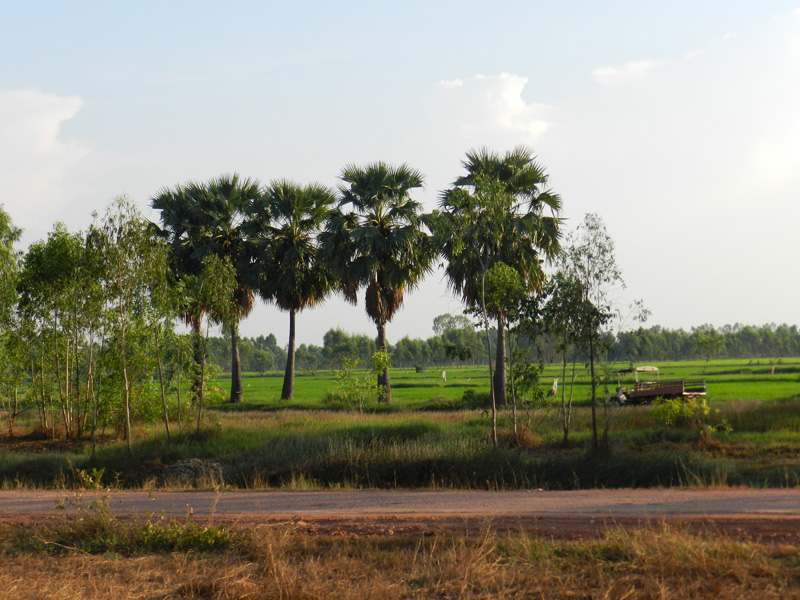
[1,489,799,531]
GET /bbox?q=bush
[651,397,709,428]
[651,397,731,444]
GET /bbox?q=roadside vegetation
[1,504,798,599]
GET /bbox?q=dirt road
[2,489,799,541]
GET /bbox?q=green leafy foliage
[651,396,732,443]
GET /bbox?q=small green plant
[332,358,373,412]
[139,518,235,552]
[369,351,391,403]
[67,459,106,490]
[75,467,106,490]
[510,361,546,408]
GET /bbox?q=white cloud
[438,78,464,89]
[0,89,92,243]
[591,60,664,87]
[432,73,551,141]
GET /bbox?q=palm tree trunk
[281,309,297,401]
[229,321,244,403]
[493,312,507,406]
[376,322,391,403]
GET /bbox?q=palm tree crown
[433,146,562,407]
[151,173,262,403]
[321,162,433,402]
[256,180,337,400]
[439,146,561,306]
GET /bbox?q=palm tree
[151,173,262,403]
[320,162,433,403]
[256,180,336,400]
[434,147,561,407]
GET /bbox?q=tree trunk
[196,318,209,435]
[154,325,171,441]
[229,321,244,403]
[493,312,507,406]
[376,321,391,403]
[54,338,70,439]
[281,309,297,401]
[196,345,206,435]
[87,329,97,459]
[589,335,598,451]
[479,267,497,447]
[191,314,204,406]
[506,321,516,434]
[32,356,46,433]
[560,345,568,445]
[120,323,132,452]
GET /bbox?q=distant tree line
[206,316,485,374]
[611,323,800,362]
[204,322,800,375]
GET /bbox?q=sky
[1,1,799,346]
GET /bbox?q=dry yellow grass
[1,522,798,599]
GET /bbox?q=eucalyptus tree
[96,197,169,450]
[558,213,646,450]
[431,147,561,410]
[320,162,433,403]
[151,173,262,403]
[184,254,238,434]
[0,206,22,434]
[539,270,597,445]
[0,205,20,321]
[79,222,109,452]
[255,180,337,400]
[16,223,87,437]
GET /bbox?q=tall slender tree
[255,180,336,400]
[0,205,21,324]
[151,173,262,403]
[96,197,167,450]
[321,162,432,403]
[0,206,23,436]
[431,147,561,408]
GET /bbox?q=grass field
[221,357,800,409]
[1,357,799,490]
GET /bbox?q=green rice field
[220,357,800,410]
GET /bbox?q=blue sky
[2,1,799,345]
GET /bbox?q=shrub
[651,397,731,444]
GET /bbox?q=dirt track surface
[2,489,799,542]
